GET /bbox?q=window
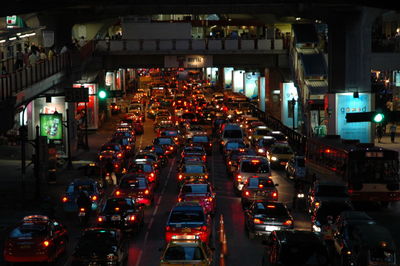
[169,210,204,223]
[241,161,270,173]
[165,246,204,260]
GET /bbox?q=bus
[305,135,400,205]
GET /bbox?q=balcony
[96,38,286,54]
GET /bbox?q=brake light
[150,172,155,178]
[178,174,183,180]
[205,174,209,179]
[315,202,320,207]
[114,163,119,168]
[178,197,182,202]
[115,207,120,211]
[62,197,68,203]
[228,161,232,165]
[259,184,264,188]
[272,192,278,198]
[165,226,171,231]
[201,225,207,231]
[202,156,206,161]
[98,217,103,222]
[267,205,276,208]
[253,218,262,224]
[169,146,174,151]
[91,195,97,201]
[117,153,123,158]
[283,220,293,226]
[128,215,136,221]
[43,240,50,247]
[251,160,260,163]
[209,143,212,146]
[208,197,213,202]
[115,190,121,196]
[145,189,149,195]
[237,175,242,182]
[80,208,85,212]
[99,155,103,160]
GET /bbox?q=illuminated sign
[233,70,244,93]
[244,72,260,99]
[336,93,371,143]
[281,82,298,128]
[259,77,266,112]
[164,55,213,68]
[105,72,114,87]
[224,67,234,89]
[40,113,63,140]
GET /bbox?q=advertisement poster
[40,113,63,140]
[336,93,371,143]
[244,72,260,99]
[73,83,98,129]
[233,70,244,93]
[259,77,266,112]
[224,67,234,89]
[281,82,298,128]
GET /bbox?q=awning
[300,53,327,77]
[305,80,328,95]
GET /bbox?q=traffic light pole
[84,102,89,150]
[66,109,73,169]
[34,125,40,200]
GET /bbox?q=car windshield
[241,161,269,173]
[182,184,209,193]
[254,203,287,217]
[255,129,270,135]
[248,178,275,188]
[130,164,152,173]
[271,146,293,154]
[103,198,134,212]
[223,130,242,138]
[164,246,204,260]
[280,243,329,265]
[156,138,173,145]
[184,165,205,173]
[192,136,208,142]
[10,224,47,238]
[119,178,146,189]
[170,210,205,223]
[226,142,246,150]
[316,185,348,197]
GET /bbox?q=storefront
[73,83,99,130]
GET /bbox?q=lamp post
[291,98,296,130]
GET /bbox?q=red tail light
[201,225,207,231]
[202,156,206,161]
[114,163,120,168]
[169,146,174,151]
[98,217,103,222]
[62,197,68,203]
[245,191,250,196]
[258,184,264,188]
[115,190,121,196]
[117,153,123,158]
[283,220,293,226]
[165,226,171,231]
[144,189,149,195]
[272,192,278,198]
[80,208,85,212]
[43,240,50,247]
[228,161,232,165]
[115,207,120,211]
[208,197,213,202]
[205,175,209,179]
[253,218,262,224]
[91,195,97,201]
[178,197,182,202]
[178,174,183,180]
[209,143,212,146]
[128,215,136,221]
[237,175,242,182]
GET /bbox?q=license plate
[78,212,86,217]
[111,215,121,221]
[265,226,280,231]
[182,228,191,233]
[280,162,287,165]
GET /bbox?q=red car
[178,183,216,215]
[3,215,68,263]
[113,174,155,206]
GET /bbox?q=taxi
[153,136,178,157]
[160,239,213,266]
[128,159,159,186]
[190,135,213,155]
[113,174,155,206]
[181,146,207,162]
[61,178,103,212]
[178,183,216,215]
[4,215,68,263]
[165,202,212,243]
[177,162,209,188]
[267,143,294,168]
[158,128,182,145]
[248,126,271,145]
[241,177,279,208]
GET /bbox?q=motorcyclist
[76,187,92,214]
[292,179,306,209]
[104,159,117,185]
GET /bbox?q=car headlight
[312,224,321,232]
[258,148,265,153]
[107,253,118,261]
[248,136,252,139]
[271,156,278,161]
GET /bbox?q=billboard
[259,77,266,112]
[73,83,99,129]
[233,70,244,93]
[223,67,234,89]
[244,72,260,99]
[281,82,298,128]
[165,55,213,68]
[336,93,372,143]
[40,113,63,140]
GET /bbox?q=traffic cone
[222,232,228,255]
[219,215,224,242]
[219,252,225,266]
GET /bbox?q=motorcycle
[78,206,89,226]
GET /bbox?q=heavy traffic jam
[3,70,399,266]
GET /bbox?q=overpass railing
[251,105,307,154]
[0,53,70,101]
[96,38,286,53]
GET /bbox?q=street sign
[65,87,89,102]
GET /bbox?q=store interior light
[0,40,6,43]
[9,37,17,41]
[296,17,301,21]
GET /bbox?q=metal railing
[0,53,70,101]
[95,38,286,53]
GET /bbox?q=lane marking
[135,250,143,266]
[147,217,154,231]
[138,133,143,150]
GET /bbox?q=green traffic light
[98,90,107,99]
[373,113,384,123]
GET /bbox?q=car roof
[275,230,324,244]
[71,178,96,185]
[174,202,203,209]
[353,224,396,248]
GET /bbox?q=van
[220,123,244,148]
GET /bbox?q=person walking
[376,124,384,143]
[390,124,397,143]
[14,48,24,70]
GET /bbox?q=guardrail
[251,105,307,154]
[96,38,285,53]
[0,53,70,101]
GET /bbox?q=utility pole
[84,102,89,150]
[66,109,73,169]
[291,98,296,130]
[19,125,28,200]
[34,125,40,199]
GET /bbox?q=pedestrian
[48,47,55,61]
[14,48,24,70]
[28,51,38,65]
[390,124,397,143]
[376,124,384,143]
[39,48,47,61]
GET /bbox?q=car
[134,151,161,169]
[241,116,260,129]
[160,239,214,266]
[3,215,68,264]
[113,174,155,206]
[153,137,178,157]
[222,139,247,157]
[311,200,353,241]
[241,177,279,207]
[154,119,175,132]
[96,197,144,233]
[116,123,136,137]
[244,201,294,239]
[181,146,207,162]
[233,156,271,193]
[262,230,330,266]
[269,131,288,143]
[307,181,350,214]
[219,123,245,149]
[178,183,216,215]
[184,125,206,140]
[177,156,205,172]
[158,128,182,145]
[128,159,159,186]
[132,121,144,135]
[285,155,305,180]
[165,202,212,243]
[267,143,294,168]
[71,228,127,266]
[225,148,257,177]
[61,178,103,212]
[248,126,271,145]
[334,223,397,266]
[110,136,135,157]
[247,121,267,135]
[177,162,209,188]
[112,131,135,143]
[254,136,276,157]
[180,112,198,125]
[143,145,169,166]
[99,142,126,162]
[110,102,122,115]
[190,135,213,155]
